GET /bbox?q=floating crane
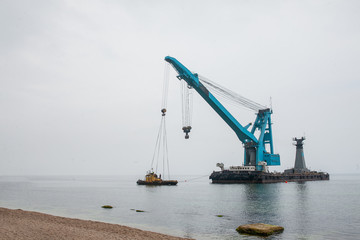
[165,56,280,171]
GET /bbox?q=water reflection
[242,184,282,225]
[294,182,309,237]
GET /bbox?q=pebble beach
[0,207,193,240]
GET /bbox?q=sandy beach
[0,207,193,240]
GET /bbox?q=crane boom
[165,56,258,143]
[164,56,280,169]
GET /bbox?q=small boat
[137,172,178,185]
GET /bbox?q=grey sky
[1,0,359,176]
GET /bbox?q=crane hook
[182,126,192,139]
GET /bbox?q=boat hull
[209,170,329,183]
[136,180,178,185]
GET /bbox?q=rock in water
[101,205,113,209]
[236,223,284,236]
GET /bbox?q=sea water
[0,174,359,240]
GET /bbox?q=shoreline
[0,207,193,240]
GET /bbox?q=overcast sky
[1,0,359,176]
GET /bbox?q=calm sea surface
[0,174,359,239]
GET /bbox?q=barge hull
[209,170,329,184]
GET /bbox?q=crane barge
[165,56,329,183]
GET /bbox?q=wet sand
[0,207,193,240]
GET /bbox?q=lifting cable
[198,75,266,112]
[180,80,193,139]
[150,63,171,179]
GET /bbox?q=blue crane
[165,56,280,170]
